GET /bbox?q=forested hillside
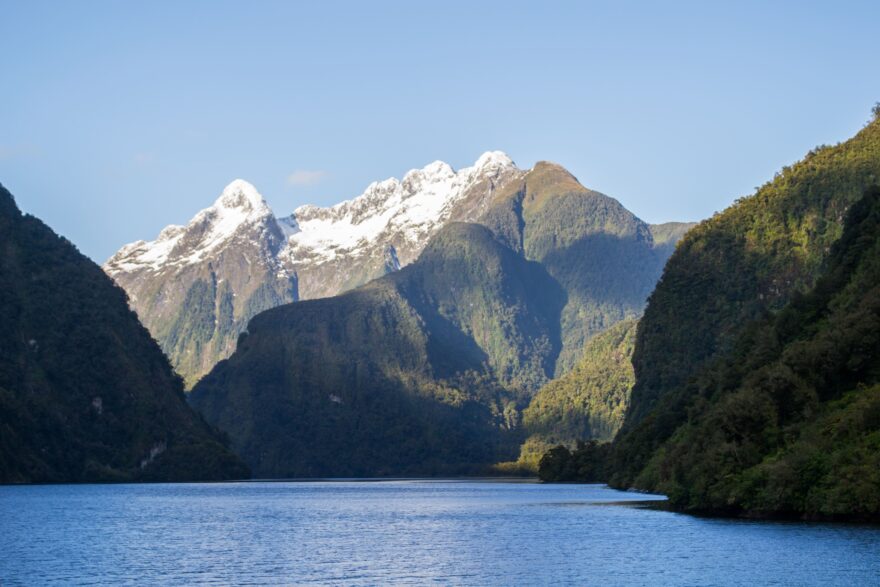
[482,162,690,374]
[190,223,560,477]
[0,185,248,483]
[626,186,880,520]
[610,113,880,489]
[537,111,880,520]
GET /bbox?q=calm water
[1,481,879,586]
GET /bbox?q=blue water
[1,481,878,586]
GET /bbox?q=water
[1,481,878,586]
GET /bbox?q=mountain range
[3,107,877,522]
[106,153,692,387]
[187,160,692,477]
[105,152,523,385]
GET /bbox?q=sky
[2,1,879,262]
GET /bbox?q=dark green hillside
[629,187,880,520]
[0,184,248,483]
[190,223,563,478]
[611,114,880,488]
[158,271,296,389]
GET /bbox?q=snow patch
[106,179,273,272]
[106,152,519,273]
[284,151,517,262]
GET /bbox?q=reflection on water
[1,481,878,585]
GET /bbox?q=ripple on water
[0,481,878,586]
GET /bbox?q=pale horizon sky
[2,0,879,261]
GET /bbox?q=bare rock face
[105,153,524,386]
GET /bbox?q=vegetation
[627,186,880,520]
[190,223,556,477]
[483,162,689,374]
[0,184,249,483]
[516,319,637,470]
[157,269,297,389]
[538,441,611,482]
[609,112,880,492]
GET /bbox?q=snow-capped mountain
[110,179,284,274]
[105,151,524,385]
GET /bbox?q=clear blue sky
[2,1,879,262]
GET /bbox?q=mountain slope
[189,222,562,477]
[106,153,523,385]
[633,186,880,520]
[608,112,880,495]
[0,184,248,483]
[517,318,638,469]
[105,180,297,387]
[481,162,690,374]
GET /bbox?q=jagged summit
[283,151,521,264]
[108,152,520,274]
[475,150,515,169]
[105,179,276,273]
[214,178,271,213]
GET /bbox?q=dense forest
[541,111,880,521]
[635,186,880,519]
[190,164,689,478]
[0,184,248,483]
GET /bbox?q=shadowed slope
[0,184,248,483]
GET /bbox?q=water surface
[1,481,878,585]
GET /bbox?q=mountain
[105,152,523,386]
[0,184,248,483]
[622,186,880,520]
[189,162,692,478]
[607,112,880,495]
[190,222,561,477]
[481,162,693,373]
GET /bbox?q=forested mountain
[540,111,880,520]
[0,184,248,483]
[190,223,559,477]
[630,186,880,520]
[609,112,880,492]
[481,163,689,373]
[189,163,691,477]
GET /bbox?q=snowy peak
[191,179,274,247]
[103,151,526,383]
[106,152,522,275]
[106,179,277,274]
[283,151,520,263]
[214,179,271,215]
[474,150,515,170]
[403,160,455,184]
